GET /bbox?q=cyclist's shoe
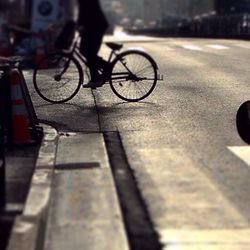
[82,79,104,89]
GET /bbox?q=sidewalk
[4,124,130,250]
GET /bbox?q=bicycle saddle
[105,42,123,51]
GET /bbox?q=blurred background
[1,0,250,30]
[1,0,250,60]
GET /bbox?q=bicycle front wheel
[33,52,83,103]
[110,50,158,102]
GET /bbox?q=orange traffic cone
[10,69,32,143]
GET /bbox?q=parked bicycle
[33,29,162,103]
[3,24,57,65]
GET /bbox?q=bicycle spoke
[110,51,157,102]
[111,52,156,101]
[34,53,82,103]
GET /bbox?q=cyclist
[77,0,109,88]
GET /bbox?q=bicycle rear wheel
[110,50,158,102]
[33,52,83,103]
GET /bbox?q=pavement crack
[91,89,102,132]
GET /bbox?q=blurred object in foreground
[236,101,250,144]
[0,24,11,57]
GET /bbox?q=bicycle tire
[110,50,158,102]
[33,52,83,103]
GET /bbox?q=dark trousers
[79,29,106,80]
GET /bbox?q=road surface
[26,36,250,249]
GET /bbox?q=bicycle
[33,29,162,104]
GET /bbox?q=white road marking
[182,45,202,51]
[234,43,250,49]
[127,46,146,51]
[228,146,250,167]
[182,44,230,51]
[161,229,250,249]
[206,44,229,50]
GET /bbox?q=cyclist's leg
[96,56,110,71]
[80,32,101,77]
[79,30,108,87]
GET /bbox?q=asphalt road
[26,36,250,249]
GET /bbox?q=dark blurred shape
[0,0,10,10]
[0,67,7,210]
[55,20,76,50]
[215,0,250,14]
[77,0,109,83]
[236,101,250,144]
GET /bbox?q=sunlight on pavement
[182,45,203,51]
[104,26,164,42]
[206,45,229,49]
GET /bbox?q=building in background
[1,0,73,28]
[31,0,62,31]
[215,0,250,14]
[2,0,250,33]
[117,0,214,29]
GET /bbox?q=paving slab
[44,133,129,250]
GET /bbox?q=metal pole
[0,70,6,209]
[0,151,5,209]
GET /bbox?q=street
[26,36,250,248]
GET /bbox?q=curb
[44,132,130,250]
[7,124,58,250]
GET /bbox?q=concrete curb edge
[7,124,58,250]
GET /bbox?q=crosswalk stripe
[206,44,229,50]
[161,229,250,250]
[234,43,250,49]
[228,146,250,167]
[182,45,202,51]
[182,44,230,51]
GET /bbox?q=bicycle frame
[33,28,160,103]
[64,33,136,83]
